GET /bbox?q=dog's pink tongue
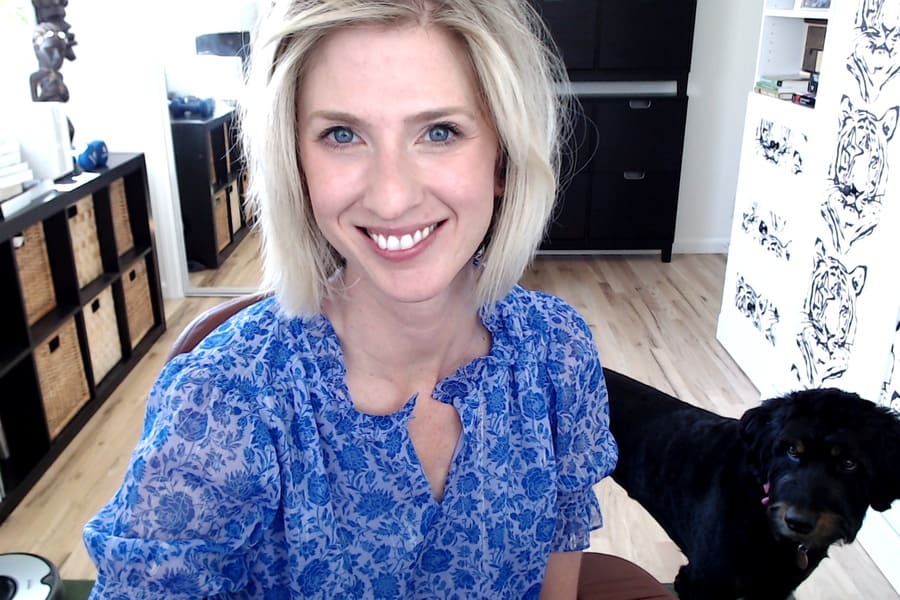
[761,482,771,505]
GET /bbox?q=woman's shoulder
[495,285,592,339]
[168,296,336,385]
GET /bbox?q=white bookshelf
[764,0,831,16]
[756,1,829,104]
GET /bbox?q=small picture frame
[800,0,831,9]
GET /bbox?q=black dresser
[533,0,697,261]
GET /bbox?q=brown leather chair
[169,294,676,600]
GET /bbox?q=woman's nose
[362,146,422,220]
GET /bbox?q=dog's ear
[740,398,787,481]
[869,407,900,512]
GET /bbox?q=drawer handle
[628,99,652,110]
[49,335,61,353]
[92,298,101,312]
[12,234,25,249]
[623,171,646,181]
[67,205,79,218]
[129,270,137,281]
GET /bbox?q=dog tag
[796,545,809,570]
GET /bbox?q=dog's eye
[787,445,802,461]
[839,458,858,472]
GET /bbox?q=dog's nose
[784,508,817,535]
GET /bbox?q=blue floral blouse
[84,285,617,599]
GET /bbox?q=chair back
[167,292,269,360]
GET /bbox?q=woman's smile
[364,222,441,253]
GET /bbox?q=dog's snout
[784,508,818,535]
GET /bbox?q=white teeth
[368,224,437,251]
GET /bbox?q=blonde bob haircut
[241,0,570,316]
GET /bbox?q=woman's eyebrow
[306,110,364,126]
[306,107,476,126]
[406,107,476,124]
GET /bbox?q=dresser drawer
[548,171,592,241]
[593,0,696,72]
[531,0,599,70]
[589,97,687,171]
[588,171,680,242]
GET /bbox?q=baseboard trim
[536,238,731,258]
[672,238,730,254]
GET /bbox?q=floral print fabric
[84,286,617,598]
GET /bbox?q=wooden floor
[188,228,262,289]
[0,254,892,599]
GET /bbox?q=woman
[84,1,617,597]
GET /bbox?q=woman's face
[297,23,502,307]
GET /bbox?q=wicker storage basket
[207,137,216,185]
[213,189,230,251]
[83,285,122,384]
[109,178,134,256]
[122,260,154,348]
[34,317,90,439]
[14,222,57,325]
[229,186,242,235]
[68,195,104,288]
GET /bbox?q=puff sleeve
[546,303,617,552]
[82,352,282,598]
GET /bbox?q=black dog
[605,367,900,600]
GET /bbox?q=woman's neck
[323,266,490,383]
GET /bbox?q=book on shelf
[754,85,794,101]
[0,179,55,219]
[0,140,21,170]
[0,160,31,180]
[0,182,24,201]
[0,163,33,190]
[792,93,816,108]
[757,74,811,95]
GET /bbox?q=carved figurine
[29,22,70,102]
[29,0,77,102]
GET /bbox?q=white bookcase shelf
[755,2,829,110]
[764,0,831,17]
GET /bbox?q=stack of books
[0,139,33,201]
[0,138,59,219]
[754,73,816,107]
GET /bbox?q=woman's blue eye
[330,127,355,144]
[427,125,453,143]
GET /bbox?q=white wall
[674,0,764,254]
[61,1,186,299]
